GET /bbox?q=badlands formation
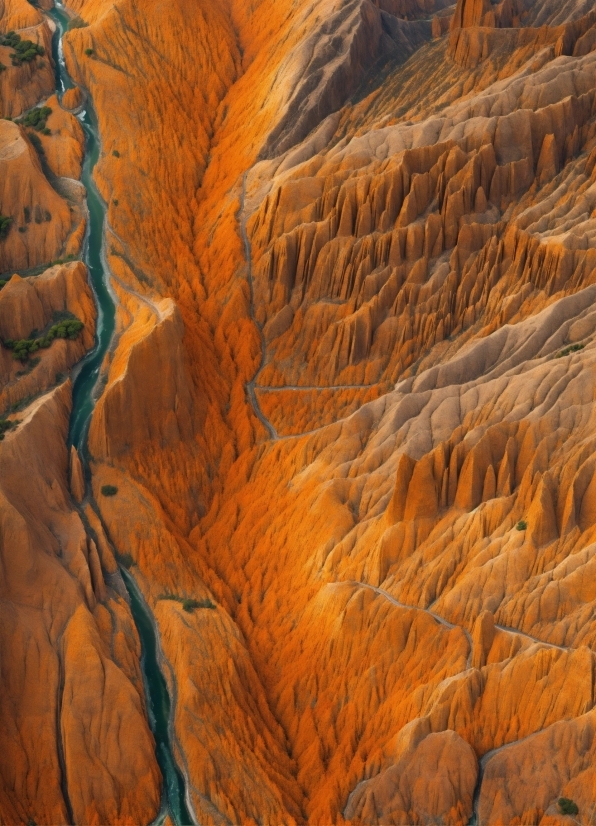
[3,0,596,822]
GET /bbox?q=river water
[47,7,194,823]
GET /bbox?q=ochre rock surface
[344,730,478,824]
[0,384,161,826]
[0,3,55,118]
[0,262,96,411]
[5,0,596,822]
[61,85,83,111]
[38,93,85,180]
[0,120,76,273]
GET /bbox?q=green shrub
[84,48,94,56]
[24,206,30,223]
[1,33,44,65]
[3,316,84,361]
[516,520,527,531]
[16,356,39,377]
[17,105,52,132]
[0,418,18,440]
[8,396,31,413]
[101,484,118,496]
[158,593,216,612]
[0,31,20,48]
[0,215,11,239]
[18,226,26,233]
[558,798,579,816]
[113,199,118,206]
[0,280,6,290]
[67,16,88,29]
[0,63,5,73]
[556,343,585,358]
[183,597,216,612]
[112,149,120,157]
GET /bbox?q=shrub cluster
[0,418,18,441]
[17,105,52,134]
[516,520,527,531]
[0,32,44,65]
[0,215,12,239]
[101,484,118,496]
[558,798,579,816]
[67,16,88,30]
[556,343,585,358]
[157,593,216,613]
[4,317,84,362]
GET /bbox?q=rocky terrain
[3,0,596,822]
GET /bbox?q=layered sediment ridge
[4,0,596,822]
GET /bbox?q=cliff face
[4,0,596,822]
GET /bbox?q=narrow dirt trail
[240,174,279,441]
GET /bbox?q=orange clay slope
[0,2,164,823]
[5,0,596,822]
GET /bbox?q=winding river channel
[48,7,193,823]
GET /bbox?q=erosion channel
[48,5,194,824]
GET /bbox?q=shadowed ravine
[48,5,194,824]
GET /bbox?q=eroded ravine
[48,5,194,823]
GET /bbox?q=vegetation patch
[16,356,40,377]
[6,395,32,415]
[558,798,579,816]
[84,48,94,56]
[0,216,12,239]
[112,149,120,157]
[17,106,52,132]
[556,343,585,358]
[101,484,118,496]
[0,32,45,65]
[116,552,134,569]
[516,520,527,531]
[67,16,88,29]
[157,593,216,612]
[2,316,84,362]
[0,418,18,441]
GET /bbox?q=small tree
[0,216,12,239]
[558,798,579,816]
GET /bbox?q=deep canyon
[2,0,596,823]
